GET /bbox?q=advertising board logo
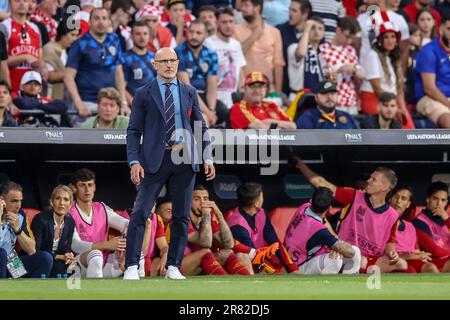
[45,131,64,141]
[344,133,363,143]
[213,175,241,199]
[103,134,127,140]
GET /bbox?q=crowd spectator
[411,181,450,272]
[386,0,411,23]
[65,7,130,127]
[0,80,17,127]
[416,8,437,46]
[276,0,312,98]
[414,15,450,128]
[319,17,364,115]
[76,0,103,36]
[309,0,345,41]
[204,6,246,111]
[43,20,79,101]
[135,5,176,53]
[31,185,77,278]
[284,187,361,275]
[13,70,68,126]
[191,0,232,17]
[28,0,49,47]
[234,0,285,97]
[176,20,221,127]
[198,5,218,37]
[0,0,48,92]
[287,17,325,96]
[404,0,441,29]
[122,21,156,100]
[361,91,403,129]
[0,32,10,87]
[31,0,58,41]
[405,23,420,106]
[360,20,405,115]
[390,185,440,273]
[81,87,129,128]
[227,182,300,274]
[164,0,192,45]
[69,168,131,278]
[435,0,450,20]
[230,71,295,129]
[103,0,112,12]
[0,0,11,21]
[356,0,409,74]
[110,0,135,52]
[355,0,368,15]
[0,182,53,279]
[296,80,359,129]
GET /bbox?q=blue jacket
[126,77,212,173]
[296,108,359,129]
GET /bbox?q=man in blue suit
[123,47,216,280]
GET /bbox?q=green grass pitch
[1,274,450,300]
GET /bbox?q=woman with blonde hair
[31,185,77,278]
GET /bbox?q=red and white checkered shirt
[31,9,57,41]
[319,42,359,109]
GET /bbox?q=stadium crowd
[0,0,449,129]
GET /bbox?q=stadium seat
[268,207,297,242]
[22,208,41,225]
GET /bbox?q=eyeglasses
[154,59,179,64]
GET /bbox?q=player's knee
[86,250,104,278]
[215,249,233,265]
[396,258,408,270]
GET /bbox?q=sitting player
[69,168,135,278]
[411,182,450,272]
[168,185,251,276]
[284,187,361,274]
[294,156,407,273]
[390,185,440,273]
[227,182,300,274]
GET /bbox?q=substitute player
[390,185,440,273]
[227,182,300,274]
[70,168,136,278]
[293,156,407,273]
[284,187,361,274]
[411,181,450,272]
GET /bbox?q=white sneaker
[165,266,186,280]
[123,265,140,280]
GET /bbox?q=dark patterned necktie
[164,82,176,146]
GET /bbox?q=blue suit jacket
[127,77,212,173]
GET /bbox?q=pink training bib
[337,191,399,257]
[284,203,330,266]
[70,202,109,243]
[415,212,450,249]
[145,214,159,259]
[227,207,267,249]
[395,220,417,254]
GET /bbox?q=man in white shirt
[204,7,246,110]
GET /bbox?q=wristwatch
[14,227,23,236]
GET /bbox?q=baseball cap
[20,71,42,86]
[166,0,186,9]
[316,80,338,94]
[136,5,160,21]
[244,72,269,86]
